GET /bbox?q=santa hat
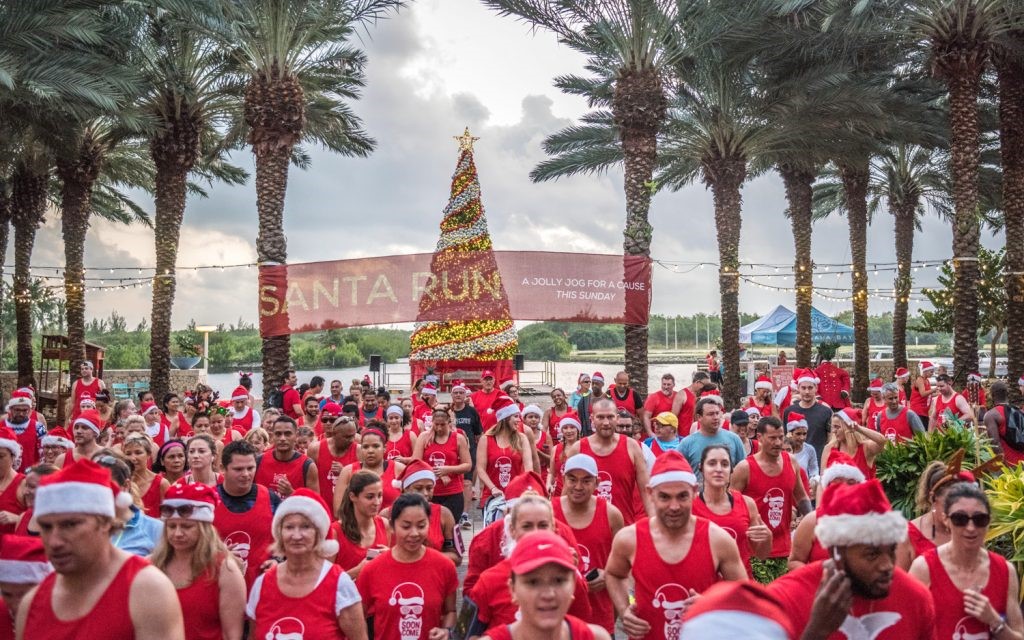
[867,379,884,394]
[385,404,404,418]
[967,372,983,384]
[820,449,866,486]
[795,369,820,386]
[230,386,249,402]
[815,478,906,548]
[681,581,796,640]
[919,361,935,374]
[420,384,438,397]
[563,454,598,477]
[509,530,577,575]
[521,404,543,418]
[754,376,773,391]
[140,402,161,416]
[648,450,697,487]
[161,482,218,523]
[592,372,605,383]
[836,407,860,426]
[0,426,23,461]
[785,416,808,432]
[745,406,762,418]
[78,393,95,407]
[504,471,547,506]
[0,535,52,584]
[72,409,103,435]
[450,379,469,393]
[16,387,34,399]
[492,395,520,423]
[272,489,339,557]
[5,389,32,410]
[894,367,910,380]
[499,379,516,391]
[700,390,724,406]
[35,458,133,519]
[320,402,343,419]
[394,459,436,490]
[558,415,582,431]
[41,427,74,449]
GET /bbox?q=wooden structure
[37,335,105,426]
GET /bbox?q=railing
[380,360,557,394]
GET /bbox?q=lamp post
[195,325,217,378]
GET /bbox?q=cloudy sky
[13,0,1004,330]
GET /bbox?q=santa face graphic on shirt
[388,582,425,640]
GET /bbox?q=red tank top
[851,444,876,479]
[580,435,640,525]
[907,521,935,557]
[254,452,310,493]
[328,516,389,571]
[214,484,275,590]
[546,407,573,442]
[146,422,169,448]
[29,554,148,640]
[550,443,568,498]
[427,502,445,552]
[878,407,914,443]
[252,562,348,640]
[176,560,225,640]
[230,408,256,435]
[423,430,462,497]
[0,474,23,535]
[692,490,752,577]
[552,498,615,634]
[925,548,1008,640]
[633,517,718,640]
[611,387,639,416]
[934,392,966,428]
[864,398,886,431]
[347,461,400,511]
[385,430,413,461]
[744,453,796,557]
[12,422,39,472]
[161,412,190,438]
[71,378,101,421]
[484,615,596,640]
[484,435,524,492]
[14,508,32,536]
[357,406,384,428]
[316,440,358,510]
[140,473,164,519]
[994,405,1024,465]
[909,379,931,414]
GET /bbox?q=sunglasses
[160,504,209,520]
[948,512,990,528]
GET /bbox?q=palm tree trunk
[613,68,666,397]
[892,201,916,375]
[149,115,201,402]
[57,137,102,376]
[781,165,815,368]
[946,66,983,381]
[10,164,48,382]
[840,162,870,404]
[707,156,747,407]
[997,56,1024,402]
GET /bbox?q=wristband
[991,621,1006,637]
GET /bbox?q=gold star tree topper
[454,127,480,152]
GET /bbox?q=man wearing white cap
[768,479,935,639]
[781,369,833,464]
[553,454,624,635]
[606,450,745,640]
[54,409,104,469]
[16,459,184,639]
[3,390,46,473]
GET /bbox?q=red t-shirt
[281,384,302,420]
[470,389,501,417]
[469,559,591,629]
[643,391,676,423]
[768,562,937,640]
[356,548,458,640]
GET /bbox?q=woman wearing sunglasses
[151,483,246,640]
[910,482,1024,640]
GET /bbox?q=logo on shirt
[429,451,447,470]
[720,526,737,541]
[652,583,689,640]
[223,531,251,574]
[951,616,989,640]
[386,447,400,461]
[884,428,898,443]
[495,456,513,488]
[266,616,305,640]
[597,471,613,502]
[389,582,425,640]
[763,487,785,529]
[577,544,591,572]
[838,612,901,640]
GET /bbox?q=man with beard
[357,387,384,427]
[606,451,746,640]
[769,479,935,639]
[307,408,359,510]
[565,399,651,524]
[298,394,320,433]
[732,416,813,576]
[55,409,104,468]
[254,416,319,498]
[18,458,184,639]
[3,391,46,471]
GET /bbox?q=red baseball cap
[481,370,495,379]
[508,530,576,575]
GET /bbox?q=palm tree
[218,0,401,400]
[483,0,682,395]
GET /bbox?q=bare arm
[14,584,38,640]
[730,460,750,492]
[475,436,498,494]
[956,396,976,423]
[744,495,773,561]
[627,439,652,516]
[710,523,747,581]
[985,411,1005,455]
[131,566,186,640]
[440,507,463,567]
[790,453,812,516]
[412,432,428,461]
[788,512,817,571]
[337,602,368,640]
[218,556,247,640]
[519,431,536,474]
[305,460,320,494]
[1004,562,1024,638]
[333,465,354,520]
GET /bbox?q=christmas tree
[409,129,517,379]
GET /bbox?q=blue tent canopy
[739,305,853,347]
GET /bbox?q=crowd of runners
[1,360,1023,639]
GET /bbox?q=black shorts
[432,493,465,519]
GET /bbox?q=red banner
[258,251,652,337]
